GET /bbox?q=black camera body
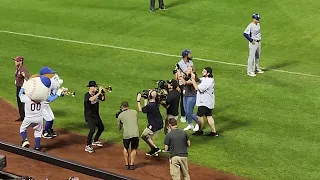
[138,80,168,103]
[115,107,123,118]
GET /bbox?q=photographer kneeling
[117,101,139,170]
[160,79,180,134]
[137,91,163,156]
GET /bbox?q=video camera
[138,80,168,103]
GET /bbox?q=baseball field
[0,0,320,180]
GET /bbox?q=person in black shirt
[137,90,163,156]
[84,81,106,153]
[161,79,180,134]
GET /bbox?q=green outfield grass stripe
[1,29,319,79]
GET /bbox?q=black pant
[150,0,165,10]
[180,85,185,117]
[16,86,25,120]
[86,117,105,146]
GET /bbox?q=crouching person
[164,118,190,180]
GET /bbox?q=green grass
[1,0,320,179]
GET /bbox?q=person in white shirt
[243,13,264,77]
[190,67,218,137]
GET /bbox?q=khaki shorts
[141,128,160,139]
[170,156,190,180]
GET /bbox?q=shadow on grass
[166,0,192,8]
[263,61,298,71]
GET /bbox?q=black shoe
[129,164,135,170]
[50,129,57,137]
[148,148,161,156]
[192,130,204,136]
[21,140,30,148]
[150,8,155,12]
[42,131,54,139]
[35,147,44,152]
[206,132,219,137]
[146,149,154,156]
[125,165,130,170]
[159,7,168,10]
[15,118,23,122]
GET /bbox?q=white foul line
[0,30,319,78]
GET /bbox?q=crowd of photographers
[115,49,218,179]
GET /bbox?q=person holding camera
[164,118,191,180]
[137,91,163,156]
[117,101,139,170]
[175,49,194,123]
[84,81,106,153]
[160,79,180,134]
[190,67,218,137]
[178,66,200,132]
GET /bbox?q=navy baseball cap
[252,14,261,20]
[40,66,56,75]
[181,49,191,57]
[40,75,52,88]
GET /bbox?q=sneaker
[159,7,168,10]
[92,141,103,147]
[180,116,186,123]
[152,148,161,156]
[42,131,54,139]
[192,130,204,136]
[35,147,44,152]
[206,132,219,137]
[146,149,154,156]
[247,72,256,77]
[255,69,264,74]
[193,124,199,132]
[125,165,130,170]
[85,145,95,153]
[150,9,155,12]
[184,124,194,131]
[50,129,57,137]
[129,164,135,170]
[21,140,30,148]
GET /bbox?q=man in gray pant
[150,0,167,12]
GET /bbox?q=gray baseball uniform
[19,94,45,138]
[244,22,261,73]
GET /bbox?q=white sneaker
[184,124,194,131]
[92,141,103,147]
[180,116,186,123]
[85,145,95,153]
[193,124,199,132]
[247,72,256,77]
[256,69,264,74]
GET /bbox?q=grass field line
[1,29,319,79]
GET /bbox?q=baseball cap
[13,56,24,62]
[40,75,52,88]
[181,49,191,57]
[167,79,178,88]
[40,66,56,75]
[252,13,261,20]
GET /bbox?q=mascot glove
[56,89,64,97]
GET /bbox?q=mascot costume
[19,75,51,151]
[39,66,64,139]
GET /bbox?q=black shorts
[123,137,139,150]
[197,106,212,117]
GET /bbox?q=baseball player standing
[243,14,264,77]
[19,76,52,152]
[13,56,30,121]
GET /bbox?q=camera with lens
[138,80,168,103]
[96,86,113,94]
[115,106,123,118]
